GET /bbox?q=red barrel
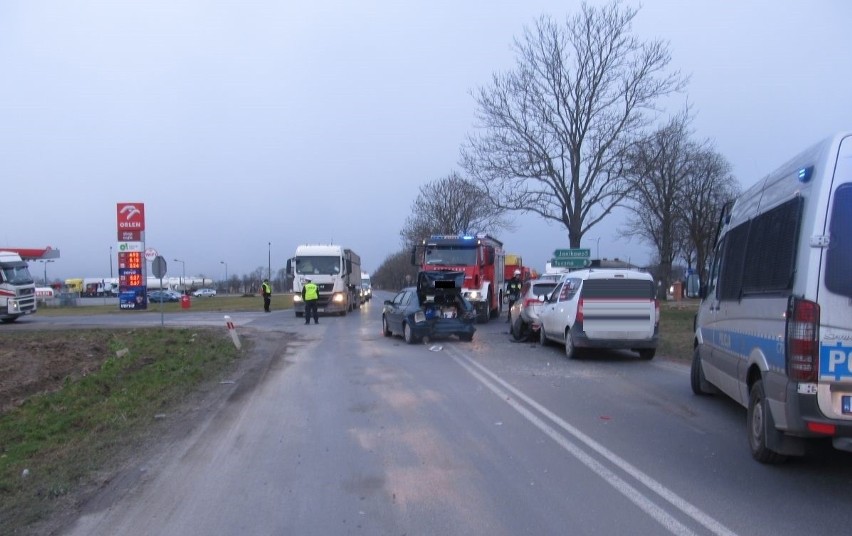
[181,294,191,309]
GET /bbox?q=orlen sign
[116,203,145,232]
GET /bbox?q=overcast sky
[2,0,851,282]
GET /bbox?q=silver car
[509,279,559,341]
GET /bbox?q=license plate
[843,396,852,415]
[317,308,325,313]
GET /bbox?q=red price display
[119,251,142,269]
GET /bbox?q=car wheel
[403,322,419,344]
[539,323,548,346]
[747,380,787,464]
[564,328,576,359]
[511,317,524,341]
[382,316,392,337]
[690,347,714,395]
[638,349,656,360]
[295,312,303,318]
[458,333,473,342]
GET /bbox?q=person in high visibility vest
[302,277,319,324]
[261,279,272,312]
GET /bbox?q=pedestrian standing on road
[505,269,522,322]
[302,277,319,324]
[261,278,272,312]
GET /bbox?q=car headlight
[332,293,345,303]
[467,291,480,300]
[293,295,302,303]
[414,311,426,323]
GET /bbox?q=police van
[691,131,852,463]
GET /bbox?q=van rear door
[817,134,852,419]
[581,276,656,340]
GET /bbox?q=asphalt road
[18,291,852,535]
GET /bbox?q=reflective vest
[262,282,272,295]
[304,282,319,301]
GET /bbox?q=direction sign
[553,248,591,258]
[550,258,590,268]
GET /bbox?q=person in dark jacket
[302,277,319,324]
[505,269,522,322]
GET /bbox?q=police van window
[825,183,852,298]
[717,197,803,300]
[741,196,803,295]
[718,222,749,300]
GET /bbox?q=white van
[538,268,659,360]
[691,131,852,463]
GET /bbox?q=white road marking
[446,346,738,536]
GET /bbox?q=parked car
[148,290,180,303]
[538,269,659,360]
[192,288,217,297]
[509,278,559,341]
[382,271,476,344]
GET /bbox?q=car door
[538,281,564,340]
[386,290,414,334]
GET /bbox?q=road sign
[152,256,167,279]
[553,248,591,258]
[550,258,590,268]
[144,247,158,262]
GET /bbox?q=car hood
[417,270,465,302]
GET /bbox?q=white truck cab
[691,131,852,463]
[0,251,38,323]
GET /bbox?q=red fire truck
[413,233,505,323]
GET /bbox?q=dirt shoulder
[2,327,300,536]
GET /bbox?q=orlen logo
[116,203,145,231]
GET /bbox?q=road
[20,291,852,535]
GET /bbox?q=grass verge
[0,327,243,533]
[658,301,698,361]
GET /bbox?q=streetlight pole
[267,242,271,281]
[220,260,228,293]
[173,258,185,291]
[595,237,601,259]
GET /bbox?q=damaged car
[382,271,476,344]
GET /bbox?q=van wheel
[747,380,787,464]
[690,348,713,395]
[382,316,392,337]
[403,323,419,344]
[638,349,655,360]
[564,329,576,359]
[458,333,473,342]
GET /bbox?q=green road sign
[550,258,590,268]
[553,248,591,258]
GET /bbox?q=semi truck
[287,244,362,317]
[0,251,38,323]
[413,233,505,323]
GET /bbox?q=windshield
[424,246,477,266]
[295,256,341,275]
[0,262,35,285]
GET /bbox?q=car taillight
[523,298,538,308]
[786,297,820,382]
[654,299,660,325]
[577,298,584,323]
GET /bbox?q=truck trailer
[287,244,362,316]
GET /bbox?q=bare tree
[677,149,738,282]
[461,1,686,248]
[622,110,695,298]
[371,248,418,292]
[399,171,511,248]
